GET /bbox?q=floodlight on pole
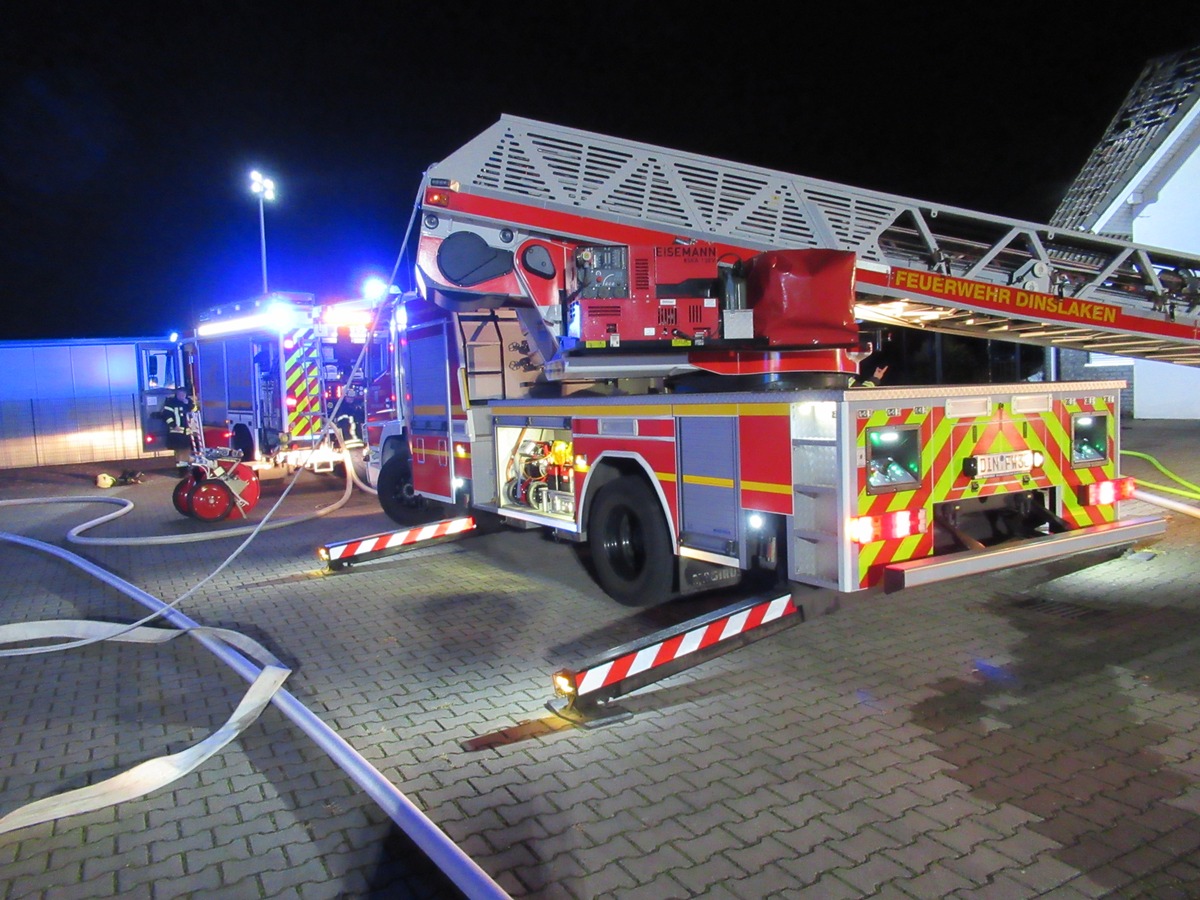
[362,276,388,301]
[250,170,276,295]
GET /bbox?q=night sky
[3,3,1198,341]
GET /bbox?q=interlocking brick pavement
[0,420,1198,897]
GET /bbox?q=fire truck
[183,292,379,476]
[367,116,1200,602]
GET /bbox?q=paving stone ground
[1,419,1198,898]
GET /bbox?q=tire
[172,476,196,517]
[377,453,417,523]
[587,475,674,605]
[188,480,235,521]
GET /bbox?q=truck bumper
[882,516,1166,593]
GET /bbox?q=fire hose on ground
[0,468,512,896]
[0,527,508,899]
[0,189,503,890]
[0,440,509,898]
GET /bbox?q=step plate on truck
[882,516,1166,593]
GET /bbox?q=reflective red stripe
[573,594,797,697]
[324,517,475,562]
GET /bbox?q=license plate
[965,450,1033,478]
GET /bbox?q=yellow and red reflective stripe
[852,394,1120,586]
[284,329,322,437]
[854,408,934,586]
[1053,397,1116,526]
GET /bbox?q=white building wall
[1135,146,1200,243]
[1128,150,1200,418]
[1094,114,1200,420]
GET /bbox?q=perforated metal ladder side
[428,115,1200,364]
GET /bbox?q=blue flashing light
[362,276,388,301]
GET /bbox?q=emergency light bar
[196,302,301,337]
[321,304,374,329]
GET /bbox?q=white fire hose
[0,528,508,898]
[1123,449,1200,521]
[1132,488,1200,520]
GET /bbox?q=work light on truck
[1077,477,1136,507]
[552,670,578,698]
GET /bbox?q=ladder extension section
[430,115,1200,365]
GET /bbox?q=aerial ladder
[416,115,1200,376]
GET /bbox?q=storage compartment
[495,424,577,521]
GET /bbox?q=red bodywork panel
[738,413,793,516]
[411,435,452,499]
[689,348,860,376]
[638,243,721,288]
[578,296,721,345]
[202,424,229,450]
[744,250,859,348]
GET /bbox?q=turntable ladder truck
[370,115,1200,602]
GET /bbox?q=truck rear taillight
[1078,477,1135,506]
[425,187,454,207]
[850,508,928,544]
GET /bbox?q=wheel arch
[231,422,256,461]
[580,451,677,549]
[380,430,410,466]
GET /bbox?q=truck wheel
[587,475,674,605]
[377,453,417,523]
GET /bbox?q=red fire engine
[172,292,382,520]
[366,116,1200,602]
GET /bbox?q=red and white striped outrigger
[549,592,802,720]
[318,516,476,570]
